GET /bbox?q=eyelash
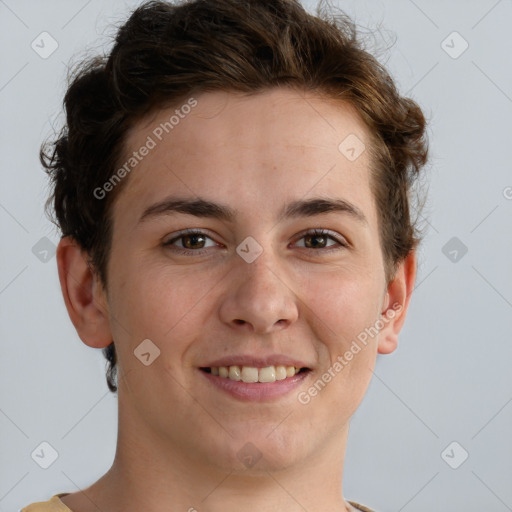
[163,228,348,256]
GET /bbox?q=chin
[210,427,309,474]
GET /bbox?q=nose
[218,251,299,334]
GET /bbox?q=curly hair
[42,0,429,393]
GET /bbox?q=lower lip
[199,369,310,402]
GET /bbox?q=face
[97,88,402,472]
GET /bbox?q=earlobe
[377,251,417,355]
[56,236,113,349]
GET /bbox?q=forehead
[114,88,376,227]
[127,88,369,155]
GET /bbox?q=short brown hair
[42,0,429,393]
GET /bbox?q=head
[45,0,428,473]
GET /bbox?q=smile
[201,365,307,383]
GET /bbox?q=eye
[163,229,218,255]
[163,228,347,257]
[293,229,347,252]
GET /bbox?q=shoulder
[348,501,377,512]
[21,495,373,512]
[20,494,72,512]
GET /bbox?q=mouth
[198,363,312,401]
[200,365,310,384]
[197,355,313,401]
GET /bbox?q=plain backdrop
[1,1,511,511]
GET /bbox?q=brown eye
[181,233,206,249]
[295,229,346,251]
[303,233,329,249]
[164,230,217,254]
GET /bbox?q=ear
[377,250,417,355]
[56,236,113,349]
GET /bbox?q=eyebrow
[138,196,367,225]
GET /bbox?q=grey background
[1,0,511,511]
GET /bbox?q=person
[21,0,428,510]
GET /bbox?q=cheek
[298,266,381,389]
[107,264,210,400]
[108,261,205,354]
[292,271,381,427]
[300,265,382,340]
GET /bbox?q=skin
[57,87,416,512]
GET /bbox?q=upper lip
[200,355,312,369]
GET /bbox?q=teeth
[258,366,276,383]
[241,366,258,383]
[228,365,241,381]
[209,365,302,383]
[275,366,287,380]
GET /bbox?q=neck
[78,391,353,512]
